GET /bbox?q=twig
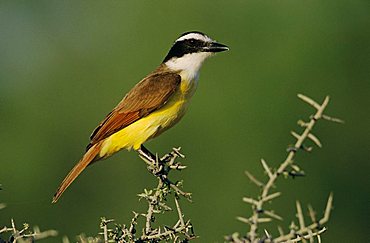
[280,228,327,243]
[249,95,331,242]
[144,180,164,235]
[95,147,195,242]
[0,219,57,242]
[226,94,339,242]
[175,197,185,228]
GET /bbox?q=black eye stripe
[162,38,207,63]
[183,39,205,47]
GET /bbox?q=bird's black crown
[163,31,212,63]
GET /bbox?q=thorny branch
[226,94,342,243]
[1,185,58,243]
[95,147,196,243]
[1,149,193,243]
[0,219,57,243]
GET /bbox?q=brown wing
[86,71,181,150]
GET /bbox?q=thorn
[242,197,259,206]
[245,170,264,187]
[321,193,334,224]
[291,131,301,140]
[236,216,251,225]
[290,164,302,173]
[297,120,309,127]
[308,133,322,148]
[262,192,281,202]
[308,204,317,223]
[264,229,272,239]
[257,218,272,223]
[296,200,306,229]
[264,210,283,221]
[297,94,321,110]
[277,226,284,236]
[261,159,273,179]
[289,221,298,231]
[322,114,344,124]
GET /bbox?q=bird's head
[163,31,229,74]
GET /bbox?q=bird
[52,31,229,203]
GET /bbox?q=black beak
[205,42,229,53]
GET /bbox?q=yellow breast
[99,77,197,157]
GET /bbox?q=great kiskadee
[52,31,229,203]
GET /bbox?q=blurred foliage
[0,1,369,242]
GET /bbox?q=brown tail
[52,143,101,203]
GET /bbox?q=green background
[1,1,369,242]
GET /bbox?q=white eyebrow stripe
[176,33,213,43]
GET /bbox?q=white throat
[165,52,212,81]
